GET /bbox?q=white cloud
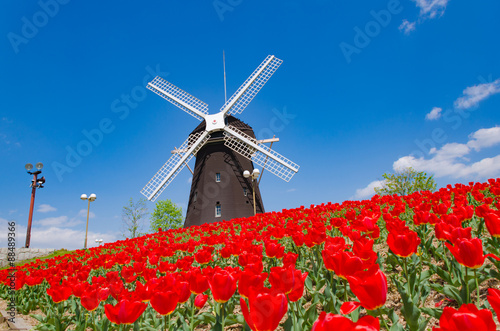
[286,188,297,193]
[467,126,500,151]
[454,79,500,109]
[0,217,119,250]
[399,20,416,35]
[37,216,69,227]
[37,204,57,213]
[413,0,449,19]
[425,107,443,120]
[353,180,386,200]
[78,209,95,219]
[393,126,500,180]
[36,216,83,228]
[400,0,449,34]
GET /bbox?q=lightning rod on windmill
[223,50,227,103]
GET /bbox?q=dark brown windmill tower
[140,55,299,227]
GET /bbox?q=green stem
[190,294,195,331]
[344,278,348,303]
[288,295,297,329]
[381,315,390,331]
[221,302,226,330]
[403,257,408,281]
[474,269,480,307]
[465,266,469,304]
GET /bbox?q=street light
[25,162,46,248]
[95,238,103,246]
[81,193,96,249]
[243,168,260,216]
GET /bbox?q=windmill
[141,55,299,227]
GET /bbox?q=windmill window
[215,202,221,217]
[216,173,221,182]
[193,192,197,202]
[243,188,248,196]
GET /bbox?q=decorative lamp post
[243,168,260,216]
[95,238,103,246]
[25,162,45,248]
[81,193,96,249]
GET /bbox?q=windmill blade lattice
[224,125,299,182]
[147,76,209,121]
[220,55,283,116]
[141,131,210,201]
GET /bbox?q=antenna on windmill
[223,50,227,103]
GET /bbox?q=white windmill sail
[147,76,209,121]
[220,55,282,116]
[141,131,210,201]
[223,125,299,182]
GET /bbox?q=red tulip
[239,270,267,299]
[46,284,72,303]
[433,304,496,331]
[312,312,380,331]
[269,265,295,294]
[387,229,421,258]
[150,291,179,316]
[288,269,308,302]
[189,267,209,294]
[435,222,454,242]
[282,252,298,267]
[240,289,288,331]
[195,246,214,264]
[81,289,100,311]
[265,240,285,259]
[194,293,208,309]
[484,212,500,238]
[322,250,364,280]
[104,299,147,325]
[353,238,378,266]
[176,280,191,303]
[208,269,237,303]
[445,237,500,269]
[346,266,387,311]
[487,288,500,323]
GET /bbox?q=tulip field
[2,178,500,330]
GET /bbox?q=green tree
[374,167,437,196]
[121,197,148,238]
[150,199,184,232]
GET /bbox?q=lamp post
[25,162,45,248]
[95,238,103,246]
[243,168,260,216]
[81,193,96,249]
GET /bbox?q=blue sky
[1,0,500,249]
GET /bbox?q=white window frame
[215,203,221,217]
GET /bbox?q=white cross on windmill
[140,55,299,223]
